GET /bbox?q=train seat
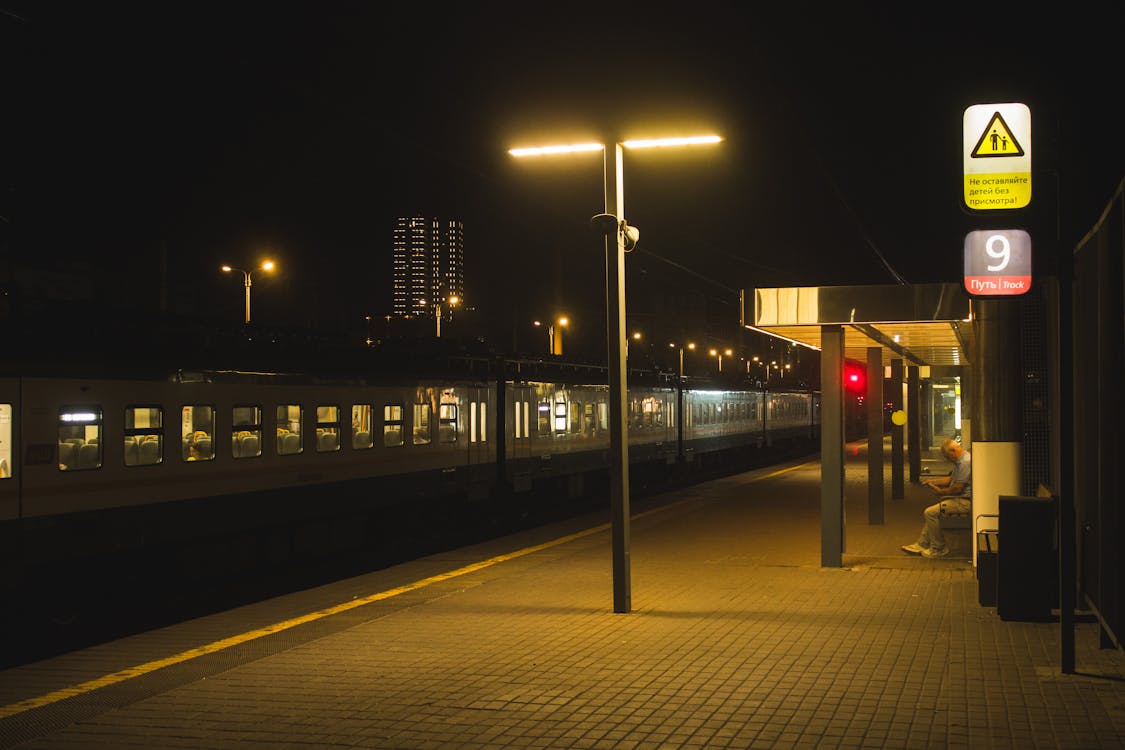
[281,432,302,454]
[124,438,140,465]
[138,439,161,465]
[77,443,101,470]
[353,430,370,449]
[317,431,339,452]
[240,434,260,457]
[58,441,78,469]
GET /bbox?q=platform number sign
[963,229,1032,296]
[963,103,1031,210]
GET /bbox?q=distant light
[509,143,604,157]
[261,260,275,271]
[61,412,98,422]
[557,316,569,327]
[221,265,233,272]
[622,135,722,149]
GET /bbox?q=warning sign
[970,112,1025,158]
[963,103,1031,210]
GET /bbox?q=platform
[2,440,1124,748]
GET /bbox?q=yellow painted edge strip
[0,459,809,719]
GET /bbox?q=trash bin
[997,495,1055,621]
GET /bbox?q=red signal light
[844,362,866,393]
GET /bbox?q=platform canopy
[748,283,973,366]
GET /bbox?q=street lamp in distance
[533,315,569,355]
[221,259,275,324]
[435,295,460,338]
[709,347,733,373]
[671,341,696,380]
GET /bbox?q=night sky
[5,4,1123,358]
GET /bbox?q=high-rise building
[391,216,464,319]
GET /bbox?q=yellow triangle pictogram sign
[971,112,1025,158]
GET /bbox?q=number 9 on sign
[985,234,1011,272]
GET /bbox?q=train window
[384,404,404,447]
[352,404,373,449]
[569,402,581,434]
[232,405,262,459]
[182,405,215,462]
[598,402,608,431]
[0,404,10,478]
[553,397,567,433]
[276,404,303,455]
[58,407,102,471]
[583,403,595,434]
[316,405,341,452]
[438,402,457,444]
[124,406,163,466]
[413,403,432,445]
[537,402,551,436]
[513,401,522,439]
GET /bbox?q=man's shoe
[901,543,925,555]
[922,546,949,559]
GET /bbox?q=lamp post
[628,330,642,360]
[534,315,569,355]
[221,260,275,324]
[509,133,720,614]
[752,355,769,384]
[709,347,732,373]
[670,341,696,380]
[435,294,460,338]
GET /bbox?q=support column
[908,365,921,483]
[921,377,934,449]
[971,298,1022,567]
[867,346,884,524]
[603,144,630,614]
[891,358,905,500]
[820,325,845,567]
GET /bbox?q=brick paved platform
[2,440,1124,749]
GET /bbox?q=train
[0,357,821,662]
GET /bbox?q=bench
[938,497,972,530]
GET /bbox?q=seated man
[902,438,971,559]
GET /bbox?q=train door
[465,385,491,466]
[0,378,17,520]
[509,384,533,462]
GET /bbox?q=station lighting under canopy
[509,135,722,158]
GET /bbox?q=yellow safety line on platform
[0,458,813,719]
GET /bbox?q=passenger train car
[0,362,819,629]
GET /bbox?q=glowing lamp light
[509,135,722,158]
[622,135,723,149]
[844,363,866,393]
